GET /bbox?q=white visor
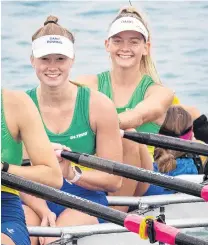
[32,35,74,59]
[108,17,148,42]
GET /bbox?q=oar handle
[124,215,208,245]
[202,185,208,201]
[59,150,207,201]
[121,130,208,156]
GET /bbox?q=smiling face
[105,30,149,69]
[31,54,73,87]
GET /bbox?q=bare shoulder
[3,89,28,109]
[2,89,37,139]
[3,89,40,125]
[90,89,115,110]
[3,89,35,110]
[89,89,117,123]
[76,74,98,90]
[145,83,174,97]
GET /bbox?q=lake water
[2,1,208,113]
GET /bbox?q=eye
[112,39,122,44]
[57,56,67,61]
[41,57,49,61]
[130,39,140,45]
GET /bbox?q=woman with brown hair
[144,105,201,196]
[20,15,124,245]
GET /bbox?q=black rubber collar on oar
[60,151,208,201]
[122,131,208,156]
[1,172,208,245]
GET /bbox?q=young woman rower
[1,89,63,245]
[144,105,202,196]
[77,6,174,209]
[20,15,123,245]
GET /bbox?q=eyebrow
[112,36,141,40]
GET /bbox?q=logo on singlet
[125,108,132,111]
[70,131,88,140]
[7,228,14,234]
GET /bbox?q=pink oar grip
[124,214,179,245]
[55,150,62,158]
[154,221,179,245]
[124,214,143,233]
[201,185,208,201]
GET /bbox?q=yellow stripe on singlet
[71,161,92,171]
[172,95,180,105]
[1,186,19,195]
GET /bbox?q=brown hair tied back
[32,15,75,43]
[154,106,193,173]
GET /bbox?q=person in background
[76,6,174,209]
[144,105,203,196]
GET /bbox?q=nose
[47,59,58,70]
[120,40,131,51]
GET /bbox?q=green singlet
[97,71,161,158]
[1,91,22,195]
[26,86,96,170]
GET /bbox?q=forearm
[20,192,50,219]
[67,169,122,192]
[118,86,174,129]
[119,103,164,129]
[8,164,63,189]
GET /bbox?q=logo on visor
[47,37,62,44]
[121,20,133,24]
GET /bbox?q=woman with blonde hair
[77,6,174,208]
[21,15,125,245]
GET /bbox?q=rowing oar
[1,172,208,245]
[120,130,208,156]
[56,150,208,201]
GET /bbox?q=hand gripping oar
[1,171,208,245]
[56,150,208,201]
[120,130,208,156]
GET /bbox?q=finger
[40,217,48,227]
[62,145,71,151]
[39,237,45,245]
[55,150,62,158]
[48,214,56,227]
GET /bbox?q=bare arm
[4,90,63,189]
[119,85,174,129]
[20,192,51,219]
[76,75,98,90]
[66,91,123,192]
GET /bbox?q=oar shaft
[61,151,204,198]
[1,172,126,226]
[175,233,208,245]
[2,172,206,245]
[122,131,208,156]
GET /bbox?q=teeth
[46,74,60,78]
[118,55,132,59]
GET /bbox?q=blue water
[2,1,208,113]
